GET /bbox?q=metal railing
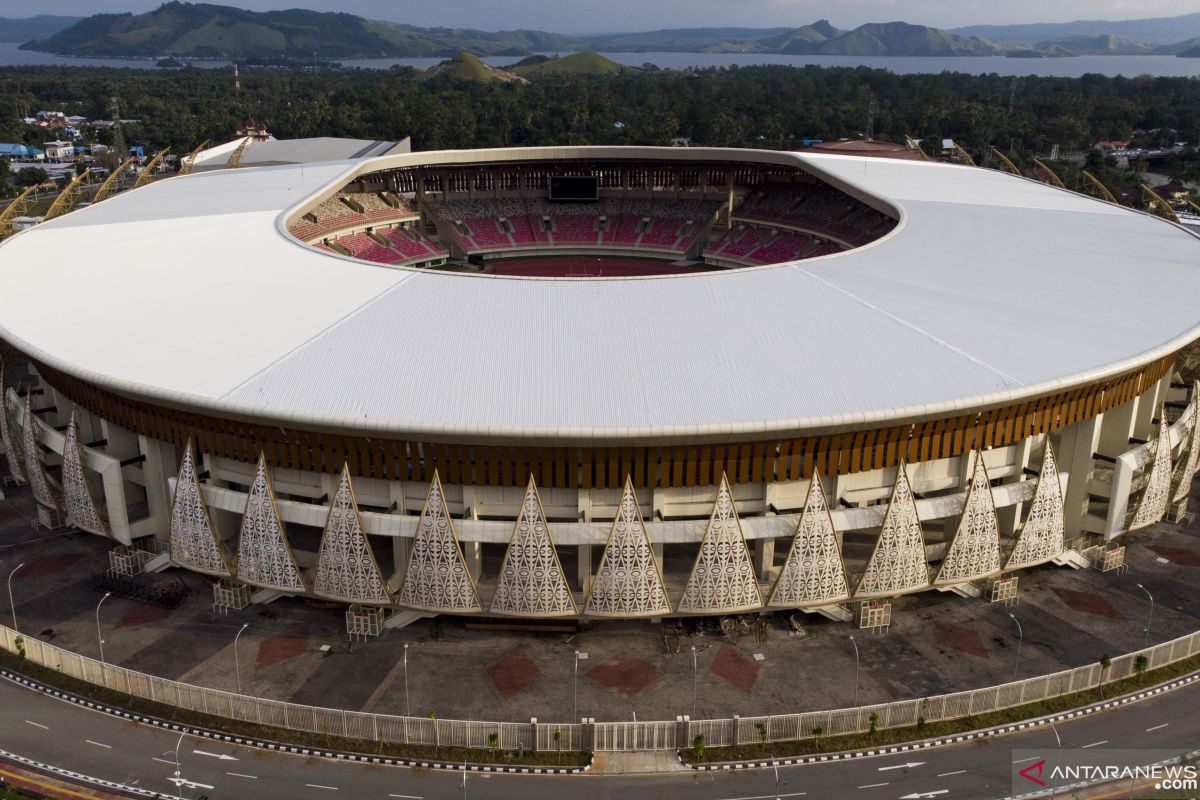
[0,624,1196,754]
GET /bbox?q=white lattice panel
[677,474,762,614]
[169,442,233,577]
[61,412,108,536]
[989,575,1018,604]
[396,471,482,613]
[235,454,306,592]
[314,466,390,605]
[346,605,385,638]
[212,579,250,613]
[857,601,892,631]
[585,477,672,618]
[0,366,27,485]
[855,464,929,598]
[935,454,1001,585]
[768,471,850,607]
[1172,387,1200,505]
[490,476,577,617]
[1005,442,1065,569]
[1131,414,1172,531]
[21,393,58,512]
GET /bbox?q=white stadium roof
[1,146,1198,443]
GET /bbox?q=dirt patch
[1052,588,1127,620]
[486,649,541,700]
[587,651,662,697]
[115,602,174,629]
[255,627,310,668]
[709,645,761,694]
[18,553,83,578]
[931,620,990,660]
[1146,545,1200,567]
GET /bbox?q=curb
[0,669,591,775]
[0,746,159,797]
[681,670,1200,771]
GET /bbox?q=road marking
[712,794,807,800]
[193,748,237,761]
[387,795,423,799]
[85,740,111,749]
[152,757,175,765]
[1013,756,1040,764]
[936,770,967,777]
[1081,740,1108,749]
[306,784,338,791]
[899,792,949,799]
[23,720,48,730]
[227,772,258,779]
[1146,723,1169,732]
[858,783,889,789]
[879,761,925,771]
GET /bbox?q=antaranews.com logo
[1012,748,1198,795]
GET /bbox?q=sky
[19,0,1200,33]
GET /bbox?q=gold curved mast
[1032,158,1065,189]
[0,185,39,238]
[132,148,170,190]
[177,139,211,177]
[904,135,932,162]
[953,142,976,167]
[91,157,139,204]
[1080,170,1119,204]
[225,136,252,169]
[43,170,92,221]
[1141,184,1181,224]
[990,147,1022,177]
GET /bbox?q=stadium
[1,144,1199,629]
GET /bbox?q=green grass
[511,52,630,76]
[0,649,589,769]
[683,653,1200,764]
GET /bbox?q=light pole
[403,643,411,717]
[691,644,699,720]
[461,754,468,800]
[95,592,112,665]
[164,731,185,800]
[1136,583,1154,647]
[1009,613,1024,681]
[7,562,25,632]
[849,635,860,707]
[233,623,249,694]
[770,752,780,800]
[1048,720,1061,799]
[573,649,580,722]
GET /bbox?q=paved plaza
[1,483,1198,726]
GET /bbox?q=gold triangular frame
[854,462,930,598]
[235,452,307,592]
[395,470,483,614]
[0,362,27,485]
[313,464,392,605]
[767,468,851,607]
[933,452,1001,586]
[677,472,763,614]
[489,475,578,617]
[584,475,672,618]
[22,392,60,513]
[1004,441,1065,570]
[169,439,235,578]
[61,410,109,537]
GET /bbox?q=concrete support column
[391,536,410,585]
[752,536,774,579]
[1099,399,1137,457]
[577,544,592,596]
[100,419,146,507]
[137,436,175,537]
[1055,416,1101,539]
[1133,375,1167,441]
[462,498,482,581]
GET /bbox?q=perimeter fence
[1,624,1197,753]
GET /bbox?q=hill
[951,12,1200,46]
[794,22,1000,56]
[21,2,583,58]
[0,15,82,43]
[582,27,790,53]
[420,51,528,83]
[508,51,629,76]
[1033,34,1152,54]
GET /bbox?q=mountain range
[9,3,1200,60]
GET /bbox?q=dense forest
[2,64,1199,175]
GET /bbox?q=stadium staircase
[809,603,854,622]
[1052,549,1093,570]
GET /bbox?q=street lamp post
[770,752,780,800]
[95,592,112,665]
[1009,613,1024,681]
[403,643,411,717]
[1048,720,1061,799]
[164,731,185,800]
[691,645,699,720]
[461,754,468,800]
[849,635,860,707]
[233,623,249,694]
[7,562,25,632]
[1136,583,1154,647]
[573,649,581,722]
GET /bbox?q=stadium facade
[1,145,1198,624]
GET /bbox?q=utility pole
[233,61,241,93]
[110,97,127,161]
[865,93,876,142]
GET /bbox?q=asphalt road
[1,673,1197,800]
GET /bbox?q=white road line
[713,794,807,800]
[152,757,175,765]
[936,770,967,777]
[23,720,48,730]
[227,772,258,779]
[387,795,423,799]
[1081,740,1108,749]
[1012,756,1041,764]
[306,784,338,791]
[858,783,889,789]
[1146,723,1169,732]
[85,740,112,749]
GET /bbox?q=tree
[1134,654,1149,684]
[692,734,705,759]
[0,157,10,196]
[16,167,47,187]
